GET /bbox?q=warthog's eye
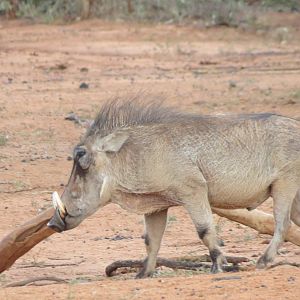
[73,147,91,170]
[74,147,86,160]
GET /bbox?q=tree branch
[5,276,67,287]
[105,255,249,277]
[213,208,300,246]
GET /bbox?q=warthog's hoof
[256,260,266,269]
[210,254,227,274]
[211,263,223,274]
[135,268,154,279]
[256,255,271,269]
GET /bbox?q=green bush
[0,1,12,12]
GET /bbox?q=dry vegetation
[0,0,299,25]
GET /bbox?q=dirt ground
[0,14,300,300]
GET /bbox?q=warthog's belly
[209,186,271,210]
[111,192,175,215]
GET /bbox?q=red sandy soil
[0,14,300,299]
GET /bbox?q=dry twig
[5,276,67,287]
[267,261,300,270]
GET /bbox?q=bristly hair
[83,95,190,141]
[80,95,283,143]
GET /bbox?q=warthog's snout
[47,192,67,232]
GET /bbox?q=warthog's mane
[82,96,296,143]
[83,96,193,140]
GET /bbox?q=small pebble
[79,82,89,89]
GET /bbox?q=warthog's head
[48,131,129,232]
[47,98,185,232]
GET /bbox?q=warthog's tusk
[52,191,66,218]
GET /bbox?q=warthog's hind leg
[291,189,300,227]
[257,180,299,268]
[136,209,168,279]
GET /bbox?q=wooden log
[0,208,55,273]
[213,208,300,246]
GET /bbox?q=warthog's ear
[95,131,129,153]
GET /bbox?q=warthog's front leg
[183,186,227,273]
[136,209,168,278]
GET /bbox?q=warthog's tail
[291,189,300,227]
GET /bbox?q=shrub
[0,0,299,24]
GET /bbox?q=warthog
[48,99,300,278]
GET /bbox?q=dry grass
[0,1,298,26]
[0,133,8,147]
